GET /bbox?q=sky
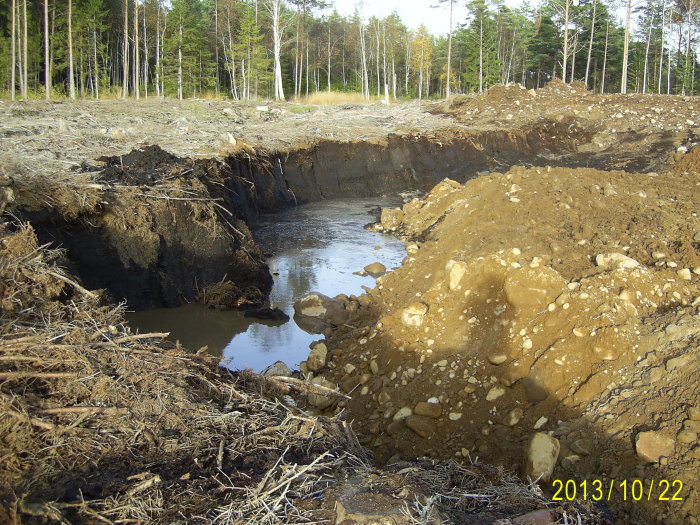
[329,0,471,36]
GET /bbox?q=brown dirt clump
[308,164,700,524]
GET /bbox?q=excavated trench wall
[17,123,673,311]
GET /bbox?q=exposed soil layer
[14,145,279,310]
[309,160,700,525]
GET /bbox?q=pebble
[392,407,413,421]
[534,416,548,429]
[504,408,523,426]
[677,268,692,280]
[486,385,506,401]
[688,407,700,420]
[449,412,463,421]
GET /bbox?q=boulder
[635,431,675,463]
[414,401,442,419]
[307,376,338,409]
[406,415,435,438]
[306,342,328,372]
[525,433,560,481]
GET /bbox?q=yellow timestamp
[551,479,684,502]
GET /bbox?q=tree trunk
[44,0,50,99]
[562,0,570,81]
[271,0,285,100]
[584,0,597,87]
[93,20,99,99]
[155,2,161,97]
[22,0,28,98]
[479,14,484,93]
[658,0,666,94]
[133,0,140,99]
[375,22,381,97]
[360,21,369,98]
[601,20,609,93]
[123,0,129,98]
[446,0,453,98]
[214,0,219,95]
[143,6,148,98]
[570,30,578,81]
[683,7,692,96]
[68,0,75,99]
[642,13,654,94]
[178,23,183,100]
[11,0,16,101]
[667,16,673,94]
[621,0,632,93]
[327,23,332,92]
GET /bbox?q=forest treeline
[0,0,698,101]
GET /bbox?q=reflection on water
[127,197,406,372]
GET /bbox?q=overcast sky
[328,0,471,36]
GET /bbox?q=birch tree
[268,0,287,100]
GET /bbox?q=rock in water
[364,262,387,277]
[293,292,350,326]
[261,361,293,377]
[244,307,290,322]
[525,433,560,481]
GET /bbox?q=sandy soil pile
[310,155,700,524]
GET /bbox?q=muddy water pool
[126,197,406,372]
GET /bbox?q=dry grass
[296,91,378,105]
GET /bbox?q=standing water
[126,197,406,372]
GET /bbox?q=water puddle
[126,197,406,372]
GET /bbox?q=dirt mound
[309,166,700,524]
[539,78,590,97]
[96,144,181,185]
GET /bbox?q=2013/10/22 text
[551,479,684,502]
